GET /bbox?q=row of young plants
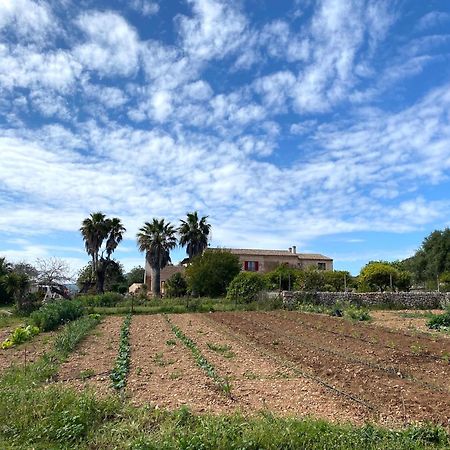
[110,314,132,391]
[165,315,231,396]
[1,299,85,349]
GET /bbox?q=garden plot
[0,330,55,375]
[168,314,369,423]
[269,311,450,392]
[209,312,450,427]
[57,315,122,396]
[127,314,232,412]
[370,310,448,335]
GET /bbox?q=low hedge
[77,292,124,307]
[29,300,84,332]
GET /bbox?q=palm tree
[178,211,211,260]
[80,212,126,293]
[80,212,108,280]
[137,218,177,297]
[4,272,30,311]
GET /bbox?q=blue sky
[1,0,450,277]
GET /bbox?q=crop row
[110,314,132,392]
[165,315,231,396]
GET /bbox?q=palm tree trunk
[152,267,161,298]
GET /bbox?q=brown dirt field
[208,312,450,427]
[371,310,448,335]
[270,311,450,391]
[57,316,122,396]
[127,314,232,412]
[168,313,370,423]
[0,330,55,375]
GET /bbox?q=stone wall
[282,291,450,310]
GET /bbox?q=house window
[244,261,259,272]
[317,262,326,270]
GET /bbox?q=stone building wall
[282,291,450,310]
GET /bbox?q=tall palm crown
[106,217,126,257]
[80,212,108,264]
[137,218,177,270]
[178,212,211,260]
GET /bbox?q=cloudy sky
[1,0,450,276]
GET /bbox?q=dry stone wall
[282,291,450,310]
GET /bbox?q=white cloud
[74,11,140,77]
[416,11,450,31]
[128,0,159,16]
[177,0,248,61]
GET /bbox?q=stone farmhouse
[143,246,333,294]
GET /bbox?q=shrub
[29,300,84,331]
[165,272,188,297]
[343,305,372,321]
[226,272,266,303]
[185,250,241,297]
[77,292,124,307]
[427,311,450,331]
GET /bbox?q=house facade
[144,263,185,295]
[222,246,333,273]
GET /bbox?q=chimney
[292,245,297,254]
[288,247,292,253]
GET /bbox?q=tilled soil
[127,314,233,412]
[168,314,370,423]
[371,310,448,335]
[0,330,55,375]
[208,312,450,427]
[269,311,450,391]
[57,316,122,396]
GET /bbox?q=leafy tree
[165,272,188,297]
[11,261,38,280]
[77,260,126,293]
[227,272,266,303]
[178,211,211,260]
[80,212,126,293]
[137,218,177,297]
[126,266,145,286]
[401,229,450,283]
[359,262,399,292]
[185,250,240,297]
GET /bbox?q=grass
[0,398,449,449]
[0,313,21,330]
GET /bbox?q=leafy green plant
[1,324,40,349]
[29,300,84,332]
[343,305,372,322]
[427,311,450,331]
[165,316,231,396]
[110,314,132,391]
[207,342,235,358]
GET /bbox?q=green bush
[427,311,450,331]
[226,272,266,303]
[77,292,124,307]
[29,300,84,331]
[343,305,372,321]
[165,272,188,297]
[185,250,241,297]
